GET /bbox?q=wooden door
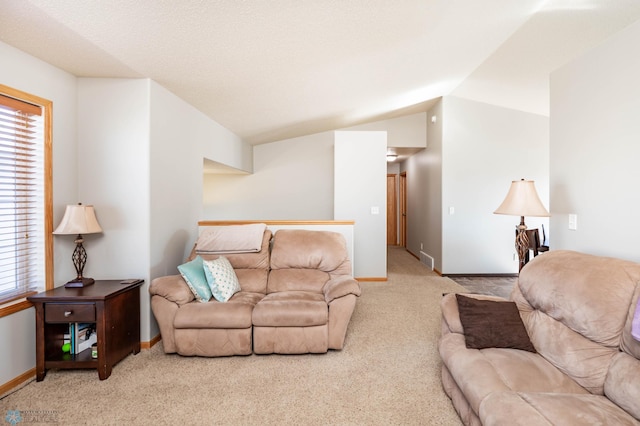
[387,174,397,245]
[400,172,407,247]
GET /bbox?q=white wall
[550,19,640,261]
[204,132,335,219]
[401,97,549,275]
[77,78,152,340]
[149,81,252,337]
[203,112,427,220]
[150,79,250,271]
[203,113,427,278]
[335,131,388,278]
[346,113,427,149]
[402,102,443,271]
[149,81,203,281]
[77,78,151,282]
[441,96,549,274]
[76,78,253,342]
[0,41,78,387]
[387,162,400,175]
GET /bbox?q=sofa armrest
[441,293,464,335]
[323,275,361,303]
[149,274,195,306]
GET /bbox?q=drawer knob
[64,311,72,317]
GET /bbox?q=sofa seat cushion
[253,291,328,327]
[253,325,328,354]
[439,332,588,414]
[174,328,253,356]
[174,292,264,329]
[479,391,640,426]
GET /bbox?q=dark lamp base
[64,277,96,288]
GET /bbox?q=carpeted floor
[1,246,465,425]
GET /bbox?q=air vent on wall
[420,251,434,270]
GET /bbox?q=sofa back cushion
[268,229,352,293]
[513,250,640,395]
[189,229,271,294]
[268,269,329,293]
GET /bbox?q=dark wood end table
[27,279,143,381]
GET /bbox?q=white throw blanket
[195,223,267,254]
[633,296,640,342]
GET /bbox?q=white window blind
[0,94,44,300]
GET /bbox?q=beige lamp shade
[494,180,550,217]
[53,204,103,235]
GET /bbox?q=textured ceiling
[1,0,640,145]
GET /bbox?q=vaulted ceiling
[2,0,640,145]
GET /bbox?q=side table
[27,279,143,381]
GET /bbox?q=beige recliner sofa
[149,228,361,357]
[439,250,640,425]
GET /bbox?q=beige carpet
[1,246,465,425]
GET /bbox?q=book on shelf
[66,323,96,354]
[78,330,97,353]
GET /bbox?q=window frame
[0,84,53,318]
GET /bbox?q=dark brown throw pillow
[455,294,536,353]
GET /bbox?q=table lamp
[53,203,103,287]
[494,179,549,272]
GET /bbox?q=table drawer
[45,303,95,323]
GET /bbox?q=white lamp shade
[53,204,103,235]
[494,180,550,217]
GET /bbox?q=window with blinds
[0,87,52,306]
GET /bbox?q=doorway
[387,174,397,245]
[400,172,407,248]
[387,172,408,247]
